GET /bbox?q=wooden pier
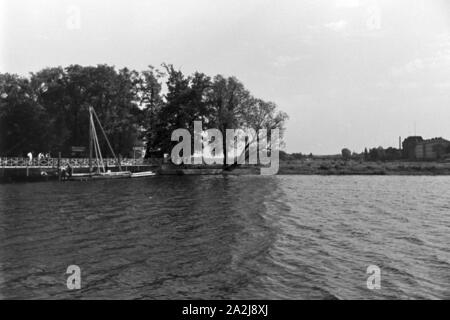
[0,157,162,182]
[0,157,162,169]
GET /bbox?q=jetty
[0,157,162,169]
[0,157,161,182]
[0,157,262,182]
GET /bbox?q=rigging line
[95,128,105,172]
[89,108,97,173]
[91,113,105,173]
[91,120,101,173]
[90,115,100,173]
[89,107,105,173]
[94,122,105,173]
[89,109,93,173]
[91,108,123,171]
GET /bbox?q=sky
[1,0,450,154]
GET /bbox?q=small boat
[70,173,92,180]
[130,171,156,178]
[68,106,131,181]
[69,171,132,181]
[92,171,132,179]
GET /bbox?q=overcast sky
[1,0,450,154]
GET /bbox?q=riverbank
[2,159,450,182]
[278,159,450,175]
[0,165,158,183]
[0,163,261,182]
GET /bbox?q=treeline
[0,64,288,158]
[280,148,405,162]
[362,147,402,161]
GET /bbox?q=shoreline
[278,159,450,175]
[2,160,450,183]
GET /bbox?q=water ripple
[0,175,449,299]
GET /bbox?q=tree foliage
[341,148,352,160]
[0,64,288,161]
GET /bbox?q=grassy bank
[3,160,450,183]
[278,159,450,175]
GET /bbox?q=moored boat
[92,171,132,179]
[130,171,156,178]
[68,106,132,181]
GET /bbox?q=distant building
[132,139,147,158]
[414,138,450,160]
[402,136,423,159]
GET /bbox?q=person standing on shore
[67,164,73,178]
[60,167,67,180]
[27,151,33,165]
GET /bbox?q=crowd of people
[23,151,74,180]
[26,151,52,164]
[60,164,73,180]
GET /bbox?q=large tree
[0,74,48,156]
[29,64,142,157]
[143,64,212,156]
[208,76,288,166]
[0,64,288,162]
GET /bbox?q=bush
[341,148,352,160]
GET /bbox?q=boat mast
[89,106,105,174]
[91,107,123,171]
[89,106,93,173]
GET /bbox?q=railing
[0,157,163,168]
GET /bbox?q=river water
[0,175,449,299]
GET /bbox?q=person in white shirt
[27,151,33,165]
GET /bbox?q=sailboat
[69,106,132,180]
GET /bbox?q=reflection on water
[0,176,449,299]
